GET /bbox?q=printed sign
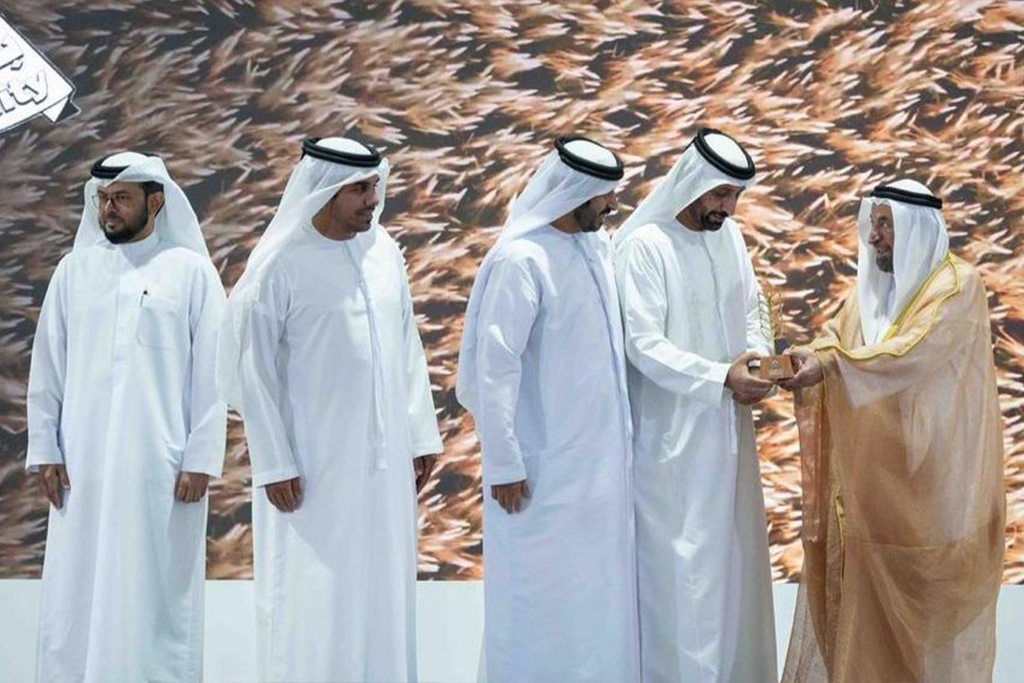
[0,14,77,136]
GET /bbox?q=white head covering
[456,136,623,416]
[856,178,950,345]
[216,137,390,409]
[496,137,622,245]
[612,128,756,249]
[75,151,209,256]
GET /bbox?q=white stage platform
[2,581,1022,682]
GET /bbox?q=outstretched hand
[778,348,824,391]
[726,351,775,405]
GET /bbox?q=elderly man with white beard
[780,180,1005,683]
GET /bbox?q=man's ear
[149,191,165,216]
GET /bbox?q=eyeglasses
[92,191,135,209]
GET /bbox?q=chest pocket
[137,294,183,350]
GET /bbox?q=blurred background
[0,0,1021,583]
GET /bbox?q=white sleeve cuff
[252,465,301,488]
[411,440,444,459]
[484,461,528,487]
[26,439,65,472]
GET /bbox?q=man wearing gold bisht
[779,179,1005,683]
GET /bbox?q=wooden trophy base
[754,355,795,381]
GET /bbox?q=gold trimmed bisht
[782,254,1005,683]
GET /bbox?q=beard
[700,210,728,231]
[101,204,149,244]
[875,250,894,273]
[574,202,613,233]
[335,203,375,235]
[354,209,374,231]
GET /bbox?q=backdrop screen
[0,1,1021,582]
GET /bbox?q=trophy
[751,284,795,381]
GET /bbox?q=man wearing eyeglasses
[93,181,166,242]
[26,152,226,682]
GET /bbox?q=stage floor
[2,581,1021,682]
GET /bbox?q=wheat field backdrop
[0,0,1021,582]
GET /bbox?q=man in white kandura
[27,152,227,682]
[458,136,640,683]
[217,137,443,683]
[613,128,777,683]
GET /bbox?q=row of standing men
[26,130,1005,683]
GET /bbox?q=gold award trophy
[753,285,795,381]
